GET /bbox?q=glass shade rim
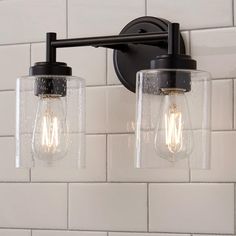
[137,68,211,80]
[17,75,86,84]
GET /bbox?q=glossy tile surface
[0,0,66,44]
[69,183,147,231]
[149,184,234,233]
[0,183,67,228]
[147,0,232,30]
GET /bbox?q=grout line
[212,129,236,132]
[0,227,234,235]
[29,43,32,66]
[0,129,236,140]
[147,183,149,232]
[234,183,236,234]
[1,181,235,184]
[105,134,108,182]
[67,183,69,229]
[187,25,234,32]
[86,132,135,135]
[233,0,235,26]
[0,89,15,92]
[189,167,191,183]
[66,0,69,38]
[29,168,31,183]
[86,84,122,88]
[233,79,235,129]
[0,41,45,47]
[145,0,148,16]
[88,130,236,135]
[105,49,108,85]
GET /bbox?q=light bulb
[32,95,68,162]
[154,89,193,162]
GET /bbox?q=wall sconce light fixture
[16,16,211,169]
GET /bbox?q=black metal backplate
[113,16,186,93]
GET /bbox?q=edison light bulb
[32,95,68,162]
[154,89,193,162]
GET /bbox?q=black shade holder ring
[34,76,67,97]
[30,16,197,95]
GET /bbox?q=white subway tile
[0,44,30,90]
[107,49,121,86]
[0,229,30,236]
[107,32,189,85]
[108,134,189,182]
[0,183,67,229]
[31,135,106,182]
[191,131,236,182]
[181,32,190,55]
[0,137,29,181]
[69,183,147,231]
[0,0,66,44]
[68,0,145,37]
[61,47,106,86]
[147,0,232,30]
[33,230,106,236]
[30,43,44,63]
[31,43,106,86]
[83,86,135,134]
[86,87,107,133]
[109,233,189,236]
[193,234,232,236]
[87,85,135,134]
[107,86,135,133]
[191,28,236,78]
[0,91,15,135]
[149,183,234,233]
[212,80,233,130]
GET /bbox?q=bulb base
[159,70,191,94]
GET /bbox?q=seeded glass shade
[16,75,85,168]
[135,69,211,169]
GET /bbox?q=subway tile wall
[0,0,234,235]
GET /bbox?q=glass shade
[135,69,211,169]
[16,75,85,169]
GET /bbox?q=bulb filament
[41,111,59,153]
[164,104,183,153]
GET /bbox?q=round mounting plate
[113,16,186,92]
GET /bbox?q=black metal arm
[31,16,196,93]
[46,31,169,63]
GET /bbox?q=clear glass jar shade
[135,69,211,169]
[16,75,85,169]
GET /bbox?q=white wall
[0,0,234,235]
